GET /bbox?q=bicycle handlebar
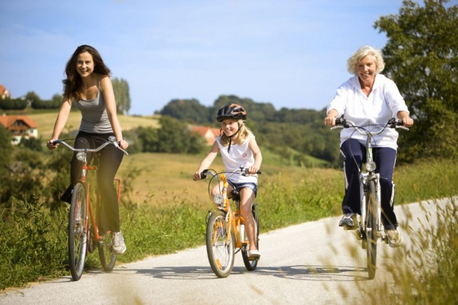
[332,117,409,135]
[200,166,262,180]
[52,136,129,155]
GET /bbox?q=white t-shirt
[216,134,257,184]
[327,74,409,150]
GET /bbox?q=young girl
[47,45,129,254]
[193,103,263,258]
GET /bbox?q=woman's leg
[97,143,124,233]
[61,133,94,203]
[340,139,364,215]
[374,147,398,230]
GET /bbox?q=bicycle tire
[242,203,260,270]
[206,210,235,278]
[68,182,88,281]
[98,233,117,272]
[366,180,378,279]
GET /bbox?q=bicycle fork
[359,172,383,238]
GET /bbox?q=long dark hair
[62,45,111,100]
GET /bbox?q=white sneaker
[112,231,126,254]
[339,213,356,228]
[248,249,261,259]
[386,229,403,248]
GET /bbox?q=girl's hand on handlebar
[247,166,260,175]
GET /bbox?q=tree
[112,78,131,115]
[155,116,205,154]
[375,0,458,161]
[160,99,210,124]
[25,91,41,105]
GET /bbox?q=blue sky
[0,0,405,115]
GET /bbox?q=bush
[0,198,68,289]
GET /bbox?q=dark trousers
[63,131,124,233]
[340,139,398,230]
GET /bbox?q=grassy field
[28,112,159,140]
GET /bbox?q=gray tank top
[76,81,113,133]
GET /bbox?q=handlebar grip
[51,140,61,145]
[201,169,208,179]
[388,118,404,128]
[335,117,346,126]
[242,168,262,175]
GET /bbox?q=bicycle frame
[332,117,407,279]
[202,167,260,277]
[53,136,128,280]
[358,133,383,238]
[210,171,247,250]
[81,160,122,244]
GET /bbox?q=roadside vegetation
[0,141,457,291]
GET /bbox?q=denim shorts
[228,181,258,197]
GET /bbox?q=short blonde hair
[347,45,385,75]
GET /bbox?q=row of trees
[0,78,131,114]
[159,95,339,165]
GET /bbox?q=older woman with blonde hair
[324,45,414,247]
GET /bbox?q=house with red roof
[191,126,220,145]
[0,115,39,145]
[0,84,11,99]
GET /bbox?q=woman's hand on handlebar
[193,172,202,181]
[324,116,337,127]
[118,139,129,150]
[47,139,58,150]
[399,117,414,128]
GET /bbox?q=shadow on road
[124,264,369,282]
[254,265,369,282]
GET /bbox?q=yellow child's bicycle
[200,167,261,278]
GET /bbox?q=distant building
[0,115,39,145]
[191,125,220,145]
[0,84,11,99]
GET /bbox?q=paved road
[1,200,445,305]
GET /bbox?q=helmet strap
[226,122,243,152]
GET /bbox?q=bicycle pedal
[343,224,358,231]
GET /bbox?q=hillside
[28,112,160,139]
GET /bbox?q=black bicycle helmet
[216,103,247,122]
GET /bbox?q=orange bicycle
[52,136,128,281]
[200,167,261,278]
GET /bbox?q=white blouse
[327,74,409,150]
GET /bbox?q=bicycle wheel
[98,233,117,272]
[242,203,260,271]
[366,180,378,279]
[206,210,235,278]
[68,182,88,281]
